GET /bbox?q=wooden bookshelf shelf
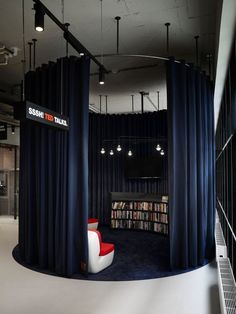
[110,192,168,235]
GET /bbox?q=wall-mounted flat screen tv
[124,156,165,178]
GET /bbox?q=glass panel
[0,145,19,217]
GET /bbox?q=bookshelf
[110,193,168,235]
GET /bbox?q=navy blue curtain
[167,59,215,269]
[89,111,168,224]
[19,56,90,276]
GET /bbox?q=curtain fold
[167,59,215,269]
[19,56,90,276]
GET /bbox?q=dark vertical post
[14,146,17,220]
[157,91,160,111]
[207,53,212,80]
[105,95,108,114]
[99,95,102,113]
[28,42,33,71]
[65,23,70,57]
[194,35,200,66]
[60,59,64,115]
[165,22,170,55]
[115,16,121,54]
[140,92,145,114]
[131,95,134,113]
[32,38,37,70]
[21,60,26,101]
[20,80,23,102]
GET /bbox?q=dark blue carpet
[13,227,205,281]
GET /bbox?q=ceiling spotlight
[160,150,165,156]
[99,67,105,85]
[128,150,133,157]
[34,3,45,32]
[109,149,114,156]
[11,126,15,134]
[79,52,85,56]
[156,144,161,151]
[101,147,105,154]
[117,144,122,152]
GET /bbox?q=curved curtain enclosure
[17,55,215,278]
[19,56,90,277]
[88,111,168,224]
[167,59,215,269]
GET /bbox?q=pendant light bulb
[156,144,161,151]
[117,144,122,152]
[128,150,132,157]
[160,150,165,156]
[109,149,114,156]
[11,126,15,134]
[36,26,43,32]
[34,3,45,32]
[101,147,105,154]
[79,52,85,56]
[99,67,105,85]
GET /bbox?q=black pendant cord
[140,92,144,114]
[61,0,65,24]
[100,0,104,67]
[28,42,33,71]
[14,147,17,220]
[194,35,200,66]
[157,91,160,111]
[105,95,108,114]
[99,95,102,113]
[21,0,26,101]
[131,95,134,113]
[65,23,70,57]
[60,59,64,114]
[32,38,37,70]
[115,16,121,54]
[165,22,170,56]
[207,53,212,80]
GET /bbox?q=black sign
[0,123,7,140]
[15,101,69,131]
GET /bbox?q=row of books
[153,203,168,213]
[112,201,168,213]
[134,202,153,211]
[111,210,168,223]
[111,219,168,234]
[112,201,133,210]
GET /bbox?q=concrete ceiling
[0,0,218,113]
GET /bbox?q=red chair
[88,230,114,273]
[88,218,99,230]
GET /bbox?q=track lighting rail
[32,0,109,74]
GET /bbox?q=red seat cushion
[100,242,114,256]
[88,218,99,224]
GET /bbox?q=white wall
[214,0,236,129]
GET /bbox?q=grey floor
[0,216,221,314]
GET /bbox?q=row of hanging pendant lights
[100,144,165,156]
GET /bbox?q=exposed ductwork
[0,44,19,66]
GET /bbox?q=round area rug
[13,226,207,281]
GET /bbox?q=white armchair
[88,230,114,274]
